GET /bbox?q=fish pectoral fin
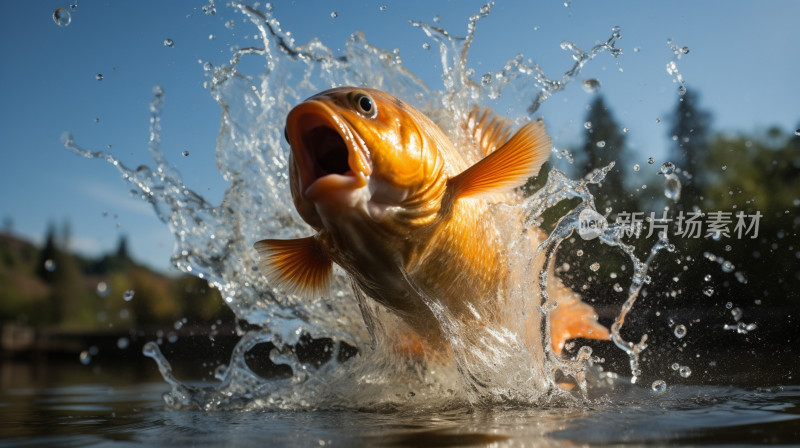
[447,119,551,200]
[549,299,610,355]
[254,236,333,297]
[467,106,513,155]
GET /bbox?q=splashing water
[64,2,666,410]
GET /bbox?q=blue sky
[2,1,798,272]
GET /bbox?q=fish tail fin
[447,119,551,200]
[548,290,610,355]
[254,236,333,297]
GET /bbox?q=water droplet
[795,129,800,136]
[677,85,687,96]
[422,43,431,50]
[590,262,600,272]
[651,380,667,393]
[721,164,727,171]
[79,350,91,365]
[726,301,733,309]
[721,260,734,273]
[647,157,655,164]
[117,337,130,350]
[681,46,690,54]
[576,250,584,256]
[655,118,661,123]
[584,121,592,130]
[96,73,104,81]
[671,362,680,371]
[613,283,623,292]
[123,289,135,301]
[44,259,56,272]
[533,25,541,31]
[481,73,492,85]
[731,307,743,322]
[704,274,711,281]
[379,5,387,11]
[53,8,72,27]
[582,79,601,93]
[142,342,158,357]
[679,366,692,378]
[96,281,109,297]
[167,332,179,343]
[163,38,175,47]
[664,174,681,201]
[622,127,629,133]
[633,164,640,172]
[202,2,216,15]
[703,286,714,297]
[596,140,606,148]
[660,162,675,175]
[181,150,190,157]
[70,2,78,11]
[330,11,338,18]
[673,324,687,339]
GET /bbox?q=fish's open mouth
[304,126,351,178]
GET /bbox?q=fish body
[256,87,608,357]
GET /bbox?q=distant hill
[0,232,231,332]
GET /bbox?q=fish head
[285,87,448,230]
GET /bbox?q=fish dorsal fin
[467,106,513,155]
[254,236,333,297]
[447,119,551,200]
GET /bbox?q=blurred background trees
[0,228,230,332]
[557,88,800,317]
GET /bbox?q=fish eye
[351,91,377,118]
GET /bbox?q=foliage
[560,90,799,313]
[0,233,231,331]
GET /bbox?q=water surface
[2,360,798,446]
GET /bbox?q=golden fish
[255,87,608,358]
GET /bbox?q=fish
[254,87,609,360]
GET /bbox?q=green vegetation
[0,229,230,332]
[560,89,800,311]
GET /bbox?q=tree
[667,89,712,206]
[116,235,130,259]
[36,223,59,283]
[576,95,637,213]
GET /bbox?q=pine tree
[116,235,130,259]
[576,95,637,214]
[36,223,59,283]
[666,89,712,206]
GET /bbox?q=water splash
[666,38,688,95]
[66,2,666,409]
